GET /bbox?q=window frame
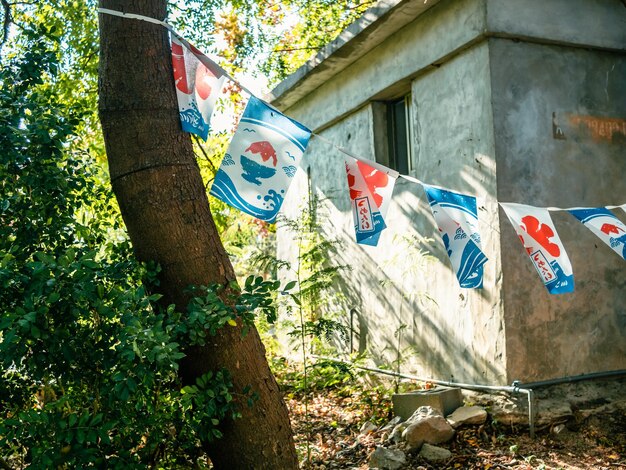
[372,93,413,175]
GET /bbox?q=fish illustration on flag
[210,96,311,223]
[423,186,488,288]
[345,157,396,246]
[568,207,626,261]
[501,203,574,294]
[171,35,224,140]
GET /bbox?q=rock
[535,399,573,426]
[360,421,378,435]
[368,446,406,470]
[380,416,403,432]
[419,443,452,463]
[401,406,455,451]
[470,393,529,427]
[551,423,565,435]
[446,405,488,428]
[388,422,407,444]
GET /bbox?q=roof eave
[265,0,441,110]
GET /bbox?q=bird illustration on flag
[171,35,224,140]
[501,203,574,294]
[423,185,488,288]
[568,207,626,260]
[344,157,396,246]
[210,97,311,223]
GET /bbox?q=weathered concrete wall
[405,41,506,383]
[272,0,626,384]
[490,39,626,382]
[277,41,508,383]
[486,0,626,52]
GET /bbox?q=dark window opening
[373,95,412,174]
[387,97,411,175]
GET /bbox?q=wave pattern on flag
[210,97,311,223]
[171,36,224,140]
[568,207,626,261]
[345,158,396,246]
[501,203,574,294]
[423,186,487,288]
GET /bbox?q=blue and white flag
[423,186,488,288]
[210,97,311,222]
[568,207,626,261]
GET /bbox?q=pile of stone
[365,404,488,469]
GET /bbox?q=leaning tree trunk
[97,1,299,468]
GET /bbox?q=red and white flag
[171,35,224,140]
[501,203,574,294]
[345,157,396,246]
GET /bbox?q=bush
[0,29,236,469]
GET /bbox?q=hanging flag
[171,36,224,140]
[568,207,626,260]
[423,186,487,288]
[345,157,396,246]
[210,96,311,223]
[501,203,574,294]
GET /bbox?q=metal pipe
[516,369,626,389]
[526,388,536,439]
[311,355,539,436]
[349,308,357,354]
[311,361,625,438]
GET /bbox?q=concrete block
[392,387,463,420]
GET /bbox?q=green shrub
[0,28,242,469]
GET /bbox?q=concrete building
[267,0,626,384]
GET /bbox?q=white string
[312,134,400,179]
[500,202,626,213]
[97,8,626,215]
[98,7,168,26]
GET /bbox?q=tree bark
[97,1,299,468]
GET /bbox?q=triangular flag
[423,185,487,288]
[345,157,396,246]
[171,35,224,140]
[210,96,311,223]
[501,203,574,294]
[568,207,626,261]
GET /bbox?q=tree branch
[192,134,218,173]
[1,0,12,53]
[191,134,218,190]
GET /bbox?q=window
[372,94,413,174]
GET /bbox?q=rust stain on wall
[567,114,626,142]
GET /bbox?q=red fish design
[521,215,560,257]
[171,42,190,94]
[600,223,625,235]
[347,161,389,208]
[346,166,358,199]
[195,64,214,100]
[245,141,278,167]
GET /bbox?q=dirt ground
[287,389,626,469]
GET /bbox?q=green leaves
[0,23,240,468]
[183,275,283,343]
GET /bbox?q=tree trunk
[97,1,299,468]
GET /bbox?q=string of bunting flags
[98,8,626,295]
